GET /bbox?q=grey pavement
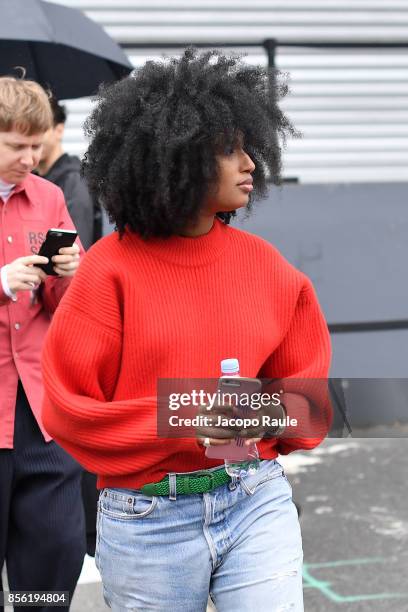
[290,437,408,612]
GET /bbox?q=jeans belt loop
[206,472,216,491]
[183,476,191,494]
[168,473,177,500]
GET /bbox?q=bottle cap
[220,358,240,375]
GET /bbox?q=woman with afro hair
[42,48,331,611]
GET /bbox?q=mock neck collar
[129,217,231,266]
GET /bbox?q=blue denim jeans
[96,459,303,611]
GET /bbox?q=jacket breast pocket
[22,224,48,256]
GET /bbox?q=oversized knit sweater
[42,218,332,490]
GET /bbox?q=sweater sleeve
[42,310,156,476]
[41,250,176,477]
[259,275,333,455]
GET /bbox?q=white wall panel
[52,1,408,183]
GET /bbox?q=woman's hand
[195,399,286,448]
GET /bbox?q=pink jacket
[0,173,84,448]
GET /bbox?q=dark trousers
[0,382,86,612]
[81,471,98,557]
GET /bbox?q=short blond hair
[0,77,53,135]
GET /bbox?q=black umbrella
[0,0,133,99]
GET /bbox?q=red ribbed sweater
[42,218,332,489]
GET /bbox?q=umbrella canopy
[0,0,133,99]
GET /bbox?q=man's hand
[52,243,80,277]
[6,255,48,293]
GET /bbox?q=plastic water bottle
[206,358,260,477]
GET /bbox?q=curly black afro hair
[83,48,295,239]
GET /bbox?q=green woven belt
[141,467,231,496]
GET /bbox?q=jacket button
[14,323,20,330]
[7,236,12,243]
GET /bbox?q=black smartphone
[37,228,78,275]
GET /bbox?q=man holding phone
[0,76,85,612]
